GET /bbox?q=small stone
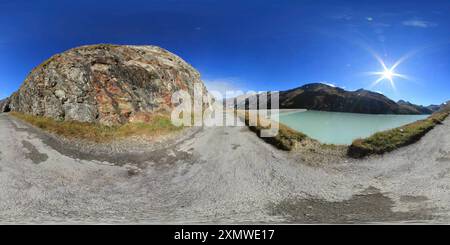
[124,164,142,176]
[54,90,66,100]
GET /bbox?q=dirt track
[1,113,449,224]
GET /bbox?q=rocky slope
[397,100,433,114]
[278,83,431,114]
[3,44,206,125]
[426,104,442,112]
[437,101,450,113]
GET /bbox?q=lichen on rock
[6,44,206,125]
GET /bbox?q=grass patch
[10,112,181,143]
[348,112,450,158]
[237,110,308,151]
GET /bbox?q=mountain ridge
[278,83,434,114]
[237,83,438,115]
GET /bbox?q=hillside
[278,83,431,114]
[438,101,450,113]
[236,83,434,115]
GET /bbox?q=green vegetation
[10,112,181,143]
[237,110,308,151]
[237,109,448,159]
[348,112,450,158]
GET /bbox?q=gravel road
[1,113,450,224]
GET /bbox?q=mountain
[238,83,432,115]
[426,104,442,112]
[437,101,450,113]
[2,44,206,125]
[276,83,431,114]
[397,100,433,114]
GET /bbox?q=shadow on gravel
[22,140,49,164]
[269,187,435,224]
[7,114,201,168]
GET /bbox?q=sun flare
[382,69,394,81]
[367,54,411,91]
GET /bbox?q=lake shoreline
[277,110,428,145]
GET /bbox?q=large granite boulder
[0,97,11,112]
[7,44,206,125]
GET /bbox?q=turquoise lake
[277,110,428,145]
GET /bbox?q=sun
[382,69,394,81]
[366,54,410,91]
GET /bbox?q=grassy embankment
[10,112,181,143]
[236,110,309,151]
[348,112,450,158]
[236,110,347,164]
[237,109,449,160]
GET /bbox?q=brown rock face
[7,44,206,125]
[0,98,11,112]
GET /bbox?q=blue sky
[0,0,449,105]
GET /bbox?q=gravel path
[0,113,449,224]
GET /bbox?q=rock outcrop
[0,97,11,112]
[5,44,206,125]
